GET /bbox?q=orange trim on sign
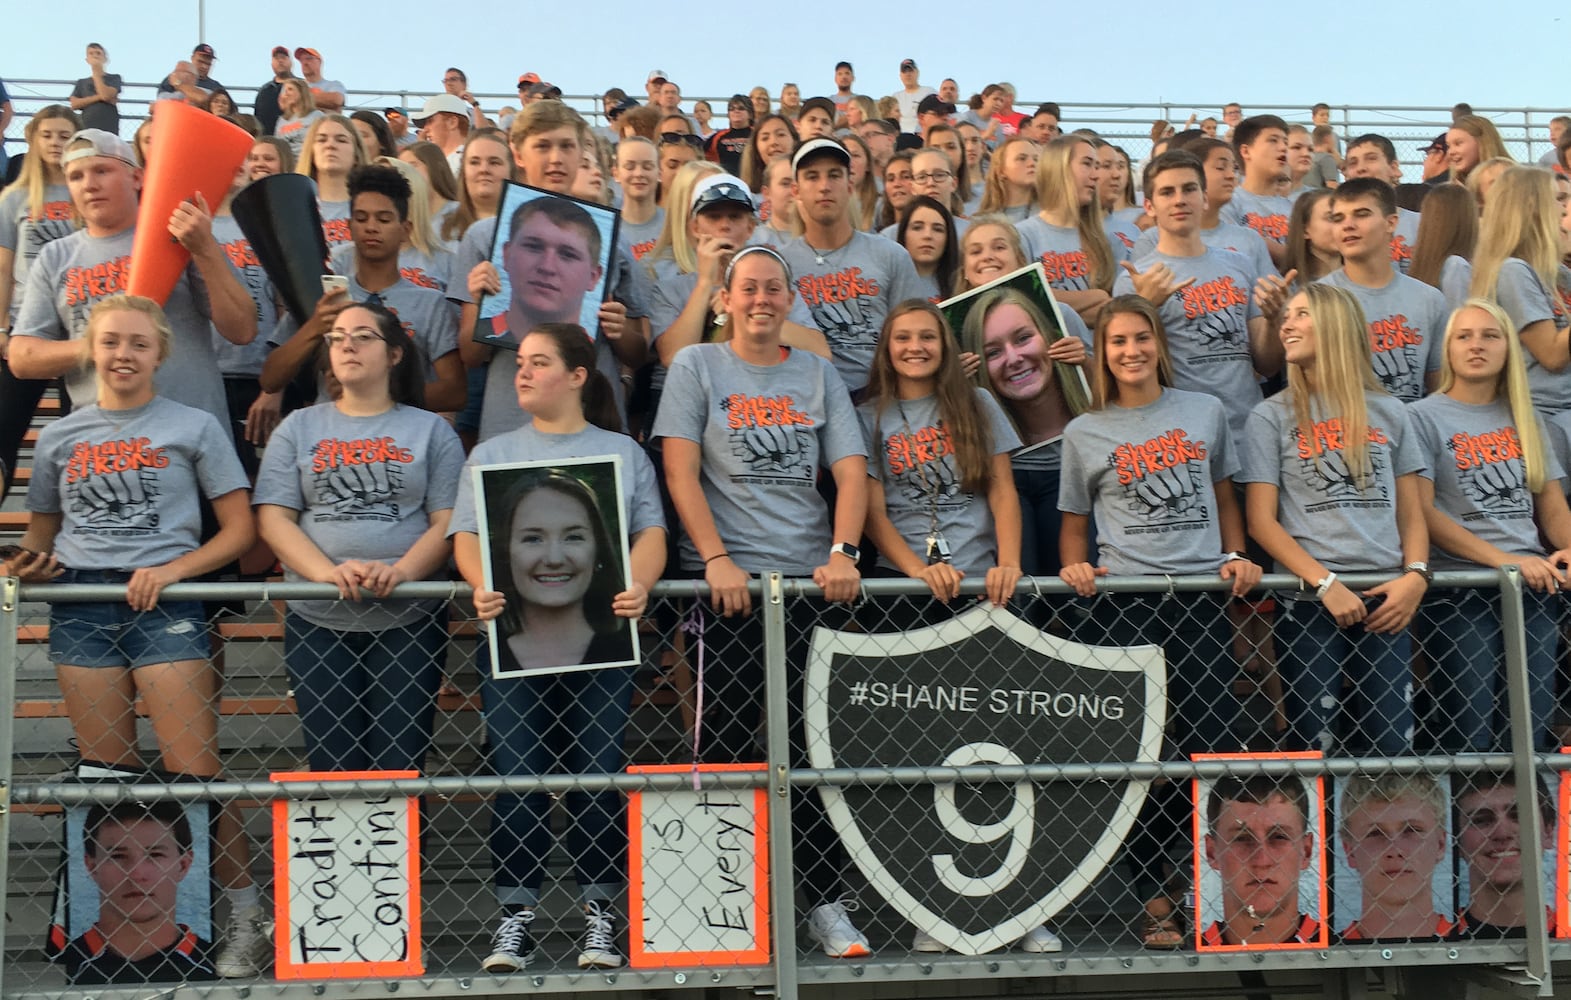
[1191,751,1329,952]
[626,763,770,968]
[270,771,422,979]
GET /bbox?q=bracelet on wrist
[1313,572,1337,599]
[705,553,730,565]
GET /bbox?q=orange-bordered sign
[270,771,421,979]
[1556,747,1571,938]
[1192,751,1329,952]
[627,764,770,968]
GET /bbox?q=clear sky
[3,0,1566,126]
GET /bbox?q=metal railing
[1,570,1567,999]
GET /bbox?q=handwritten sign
[627,764,769,967]
[270,771,422,979]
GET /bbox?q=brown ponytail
[528,322,623,433]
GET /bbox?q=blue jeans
[1072,592,1241,756]
[283,613,444,772]
[481,660,635,907]
[1013,465,1064,577]
[1275,597,1413,755]
[1419,588,1559,752]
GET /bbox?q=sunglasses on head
[660,132,705,150]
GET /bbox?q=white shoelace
[583,901,615,954]
[492,910,535,953]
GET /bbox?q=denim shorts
[47,570,211,668]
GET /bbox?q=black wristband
[705,553,730,564]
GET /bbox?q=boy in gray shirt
[1113,150,1291,440]
[11,131,258,439]
[776,139,925,393]
[1317,178,1447,402]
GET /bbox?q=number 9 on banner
[932,742,1033,897]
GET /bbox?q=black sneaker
[577,901,624,969]
[482,909,535,973]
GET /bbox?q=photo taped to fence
[1193,753,1328,951]
[45,765,216,986]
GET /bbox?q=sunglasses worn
[660,132,705,150]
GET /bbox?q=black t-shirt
[64,925,215,985]
[70,74,123,133]
[156,74,222,97]
[707,128,752,177]
[254,78,287,136]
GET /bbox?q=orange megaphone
[127,100,254,305]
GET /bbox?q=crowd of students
[0,51,1569,975]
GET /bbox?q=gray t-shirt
[1130,221,1274,284]
[1237,390,1426,572]
[618,209,665,263]
[857,389,1020,574]
[319,198,351,250]
[1391,207,1420,276]
[210,214,278,377]
[1219,189,1296,244]
[1408,394,1563,569]
[1494,258,1571,414]
[330,242,454,294]
[0,182,75,323]
[253,402,464,630]
[644,255,818,393]
[268,273,458,394]
[1059,387,1239,575]
[1014,216,1129,294]
[1440,255,1472,314]
[1113,246,1264,441]
[274,110,325,157]
[70,74,124,133]
[652,343,866,573]
[15,227,232,436]
[1319,269,1447,402]
[27,397,248,571]
[777,230,926,392]
[449,215,649,440]
[1103,208,1143,259]
[447,422,664,539]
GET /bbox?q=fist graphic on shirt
[1129,463,1202,519]
[1462,460,1525,510]
[734,424,811,476]
[71,471,161,528]
[316,462,400,514]
[1369,346,1412,390]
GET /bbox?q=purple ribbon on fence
[679,594,706,790]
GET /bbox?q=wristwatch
[830,542,861,562]
[1403,561,1433,584]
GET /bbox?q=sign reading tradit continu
[271,771,422,979]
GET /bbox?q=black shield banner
[805,604,1165,954]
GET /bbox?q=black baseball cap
[900,59,917,71]
[801,97,837,121]
[193,43,216,59]
[836,61,854,73]
[917,95,956,117]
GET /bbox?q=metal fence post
[1496,564,1552,994]
[0,576,18,1000]
[761,572,798,1000]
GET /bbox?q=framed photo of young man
[476,181,621,350]
[473,454,640,677]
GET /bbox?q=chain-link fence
[1,570,1568,998]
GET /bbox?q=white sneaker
[807,898,871,958]
[483,909,535,973]
[577,900,625,969]
[214,906,270,978]
[1019,924,1063,953]
[911,927,947,952]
